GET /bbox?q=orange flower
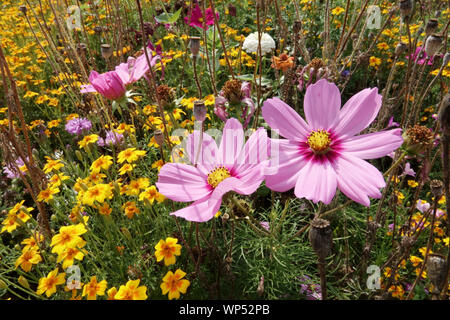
[271,53,294,72]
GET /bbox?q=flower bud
[395,42,407,56]
[426,254,446,293]
[399,0,414,20]
[424,34,442,57]
[121,227,132,240]
[309,218,333,261]
[193,100,207,122]
[425,19,438,36]
[438,94,450,137]
[154,130,165,146]
[75,150,83,162]
[18,276,30,290]
[100,44,113,59]
[257,276,264,297]
[429,179,443,199]
[19,5,27,15]
[227,4,236,17]
[189,37,201,57]
[442,52,450,67]
[0,279,8,290]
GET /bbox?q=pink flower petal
[171,195,222,222]
[294,160,337,204]
[265,139,307,192]
[185,131,219,172]
[234,127,269,177]
[80,84,97,93]
[156,163,210,202]
[341,128,403,159]
[262,97,310,140]
[219,118,244,165]
[332,87,382,138]
[303,79,341,130]
[334,154,386,206]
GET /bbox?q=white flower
[242,32,275,55]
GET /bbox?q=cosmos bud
[100,44,113,59]
[193,100,207,122]
[189,37,201,57]
[425,19,438,36]
[426,254,446,294]
[154,130,165,146]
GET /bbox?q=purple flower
[400,162,416,177]
[259,221,270,231]
[407,46,434,66]
[97,130,124,147]
[65,117,92,135]
[298,275,322,300]
[184,5,218,29]
[387,116,399,128]
[3,157,27,179]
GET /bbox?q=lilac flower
[298,275,322,300]
[400,162,416,177]
[259,221,270,231]
[3,157,27,179]
[416,200,430,213]
[65,117,92,135]
[97,130,124,147]
[387,116,399,128]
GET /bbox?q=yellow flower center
[307,129,331,154]
[207,166,231,188]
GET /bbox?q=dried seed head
[425,19,439,36]
[426,254,446,292]
[399,0,414,20]
[395,42,407,56]
[222,79,243,103]
[443,52,450,67]
[100,44,113,59]
[227,4,237,17]
[156,84,175,106]
[193,100,207,122]
[153,130,165,146]
[94,26,103,34]
[189,36,201,57]
[438,94,450,137]
[403,124,434,154]
[293,21,302,34]
[429,179,444,199]
[424,34,442,57]
[309,218,333,261]
[127,265,143,280]
[19,5,27,15]
[221,212,230,224]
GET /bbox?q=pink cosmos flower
[184,5,218,29]
[262,79,404,206]
[156,118,269,222]
[81,45,161,100]
[407,46,434,66]
[80,70,126,101]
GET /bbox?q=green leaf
[154,8,182,24]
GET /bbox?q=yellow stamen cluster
[207,166,231,188]
[307,129,331,154]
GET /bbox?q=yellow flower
[56,242,86,269]
[151,159,164,172]
[90,155,113,173]
[409,255,423,267]
[43,157,64,173]
[1,213,20,234]
[123,201,140,219]
[118,163,136,175]
[82,276,107,300]
[21,233,44,252]
[331,6,345,15]
[97,202,112,216]
[125,178,150,196]
[50,223,87,255]
[388,285,404,299]
[369,56,382,68]
[82,183,113,206]
[107,287,118,300]
[37,186,60,203]
[117,148,146,164]
[15,248,42,272]
[115,279,148,300]
[407,180,418,188]
[154,237,182,266]
[377,42,389,50]
[37,268,66,297]
[78,134,99,150]
[160,269,190,300]
[139,186,165,205]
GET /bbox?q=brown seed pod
[426,254,446,293]
[309,218,333,261]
